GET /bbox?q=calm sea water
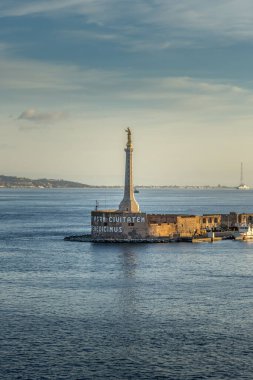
[0,188,253,380]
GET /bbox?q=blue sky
[1,0,253,185]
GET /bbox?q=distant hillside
[0,175,91,188]
[0,175,238,189]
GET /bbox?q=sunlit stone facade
[90,130,252,242]
[118,128,140,213]
[91,211,148,240]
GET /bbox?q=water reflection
[116,245,142,320]
[119,244,138,278]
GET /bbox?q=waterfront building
[89,130,253,242]
[221,212,253,227]
[91,130,205,241]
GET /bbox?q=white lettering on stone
[92,225,124,234]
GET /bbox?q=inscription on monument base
[92,215,145,224]
[92,225,123,233]
[91,211,148,238]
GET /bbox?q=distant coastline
[0,175,91,189]
[0,175,243,189]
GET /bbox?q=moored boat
[234,224,253,240]
[237,184,250,190]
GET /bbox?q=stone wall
[148,222,177,237]
[148,215,202,238]
[91,211,149,239]
[200,214,221,230]
[147,214,178,224]
[177,216,202,237]
[91,211,253,241]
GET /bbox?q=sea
[0,188,253,380]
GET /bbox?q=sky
[1,0,253,186]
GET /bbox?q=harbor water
[0,188,253,379]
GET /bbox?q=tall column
[118,128,140,213]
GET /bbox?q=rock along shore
[64,234,193,243]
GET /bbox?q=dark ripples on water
[0,189,253,379]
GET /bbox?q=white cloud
[18,108,67,123]
[0,0,85,17]
[0,56,122,93]
[66,30,117,41]
[1,59,253,184]
[147,0,253,41]
[2,1,253,184]
[2,0,253,46]
[0,53,253,131]
[0,53,252,122]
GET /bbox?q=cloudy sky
[1,0,253,185]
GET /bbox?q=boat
[235,224,253,240]
[237,163,250,190]
[134,188,139,193]
[237,184,250,190]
